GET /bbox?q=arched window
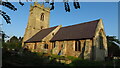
[99,32,104,49]
[75,40,81,51]
[34,43,37,49]
[40,13,44,21]
[44,44,48,49]
[52,42,56,48]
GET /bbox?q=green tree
[9,36,18,43]
[107,36,120,57]
[3,36,23,50]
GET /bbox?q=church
[22,2,108,61]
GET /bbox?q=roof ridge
[62,19,100,28]
[41,25,59,31]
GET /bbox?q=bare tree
[0,0,80,24]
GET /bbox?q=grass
[2,48,120,67]
[2,48,66,66]
[66,56,79,60]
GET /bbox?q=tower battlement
[30,2,50,12]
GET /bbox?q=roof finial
[34,0,38,5]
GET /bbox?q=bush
[66,56,79,61]
[51,54,65,59]
[114,59,120,66]
[69,59,103,67]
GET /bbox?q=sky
[2,2,118,39]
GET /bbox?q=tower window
[75,40,81,51]
[40,13,44,21]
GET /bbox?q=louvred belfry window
[40,13,44,21]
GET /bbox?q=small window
[61,44,64,48]
[44,44,48,49]
[34,44,37,49]
[75,40,81,51]
[52,33,54,36]
[41,26,44,29]
[52,42,56,48]
[84,41,86,46]
[40,13,44,21]
[31,12,33,14]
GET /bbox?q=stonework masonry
[22,2,50,46]
[23,3,108,61]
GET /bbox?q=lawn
[2,48,120,68]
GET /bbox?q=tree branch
[0,10,11,24]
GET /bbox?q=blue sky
[2,2,118,39]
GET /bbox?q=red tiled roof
[24,26,58,43]
[51,19,100,41]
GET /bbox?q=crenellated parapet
[30,2,50,12]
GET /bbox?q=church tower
[22,2,50,46]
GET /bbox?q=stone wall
[25,39,93,60]
[51,39,93,60]
[84,39,92,59]
[93,19,108,61]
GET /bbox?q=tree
[107,36,120,57]
[0,0,24,24]
[0,0,80,24]
[8,36,19,43]
[3,36,23,50]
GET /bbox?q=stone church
[22,2,108,61]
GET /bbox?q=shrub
[66,56,79,61]
[69,59,103,67]
[51,54,65,59]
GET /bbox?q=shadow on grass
[2,48,120,68]
[2,48,68,67]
